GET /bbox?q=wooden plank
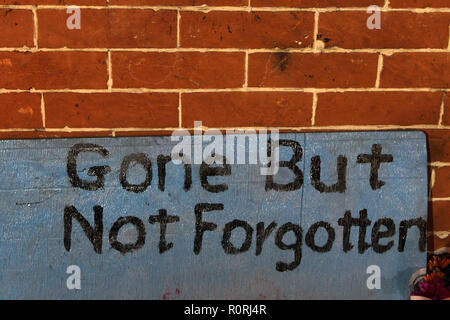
[0,131,427,299]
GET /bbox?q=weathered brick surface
[114,130,175,137]
[315,92,442,126]
[389,0,450,8]
[0,93,42,129]
[182,92,312,127]
[0,52,107,89]
[0,1,448,249]
[429,201,450,232]
[319,12,450,49]
[442,93,450,126]
[381,53,450,88]
[0,1,106,4]
[38,9,177,48]
[251,0,384,7]
[425,130,450,163]
[0,9,34,48]
[112,52,245,88]
[180,11,314,49]
[44,93,179,128]
[433,167,450,198]
[429,236,450,253]
[0,131,113,139]
[249,53,378,88]
[109,0,248,5]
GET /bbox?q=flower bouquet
[410,254,450,300]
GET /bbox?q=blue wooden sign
[0,131,427,299]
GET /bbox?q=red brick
[315,92,442,126]
[0,52,107,90]
[319,12,450,49]
[114,130,174,137]
[442,93,450,126]
[182,92,312,127]
[45,93,179,128]
[248,52,378,88]
[0,1,106,4]
[112,52,245,89]
[0,9,34,48]
[0,131,113,139]
[0,93,42,129]
[251,0,384,7]
[433,166,450,198]
[109,0,247,5]
[38,9,177,48]
[381,53,450,88]
[425,130,450,163]
[429,201,450,232]
[389,0,450,8]
[181,11,314,49]
[2,0,245,4]
[428,235,450,252]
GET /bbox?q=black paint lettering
[109,216,146,254]
[120,153,152,193]
[222,220,253,254]
[149,209,180,254]
[200,158,231,193]
[67,144,111,191]
[356,209,372,254]
[194,203,223,254]
[398,218,426,252]
[274,223,302,272]
[157,154,192,192]
[183,160,193,191]
[338,211,354,253]
[157,155,171,192]
[256,222,277,256]
[338,209,372,253]
[310,155,347,193]
[64,205,103,254]
[371,218,395,254]
[357,144,393,190]
[265,139,303,192]
[305,221,335,253]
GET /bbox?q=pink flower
[412,278,450,300]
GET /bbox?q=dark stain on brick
[274,52,290,72]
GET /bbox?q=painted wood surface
[0,131,427,299]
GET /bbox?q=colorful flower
[411,254,450,300]
[424,269,445,283]
[428,256,450,271]
[412,278,450,300]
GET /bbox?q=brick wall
[0,0,448,251]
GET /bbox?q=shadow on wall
[424,130,450,253]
